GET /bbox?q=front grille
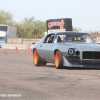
[83,51,100,59]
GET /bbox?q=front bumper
[63,56,100,68]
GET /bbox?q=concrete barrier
[7,38,41,46]
[2,44,27,49]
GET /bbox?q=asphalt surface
[0,49,100,100]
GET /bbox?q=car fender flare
[33,48,36,52]
[54,49,63,56]
[54,49,71,67]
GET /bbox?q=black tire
[55,51,64,69]
[33,49,46,66]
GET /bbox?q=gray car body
[31,31,100,68]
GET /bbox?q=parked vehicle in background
[0,38,5,48]
[0,25,17,46]
[0,25,17,38]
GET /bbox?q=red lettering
[48,21,65,29]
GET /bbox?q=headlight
[68,48,75,55]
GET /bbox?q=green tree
[17,17,46,38]
[32,20,47,38]
[16,17,36,38]
[73,27,81,32]
[0,10,15,25]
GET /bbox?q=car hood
[59,43,100,51]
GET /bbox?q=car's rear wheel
[33,49,46,66]
[55,51,64,69]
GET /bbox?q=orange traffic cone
[27,48,30,55]
[4,48,7,54]
[15,47,18,53]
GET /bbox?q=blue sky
[0,0,100,31]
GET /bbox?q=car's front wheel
[55,51,64,69]
[33,49,46,66]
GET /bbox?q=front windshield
[56,33,94,43]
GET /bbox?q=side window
[65,36,73,42]
[56,35,66,43]
[44,34,55,43]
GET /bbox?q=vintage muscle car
[30,31,100,69]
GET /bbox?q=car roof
[49,31,89,35]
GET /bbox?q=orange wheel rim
[33,50,38,64]
[55,52,59,67]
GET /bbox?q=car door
[40,43,54,62]
[38,34,55,62]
